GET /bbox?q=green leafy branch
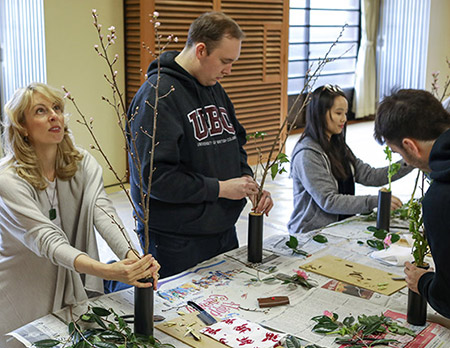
[32,306,175,348]
[365,226,400,250]
[241,267,317,289]
[286,235,311,257]
[406,170,430,267]
[276,269,317,290]
[311,312,415,347]
[383,146,401,192]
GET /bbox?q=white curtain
[352,0,380,118]
[377,0,430,101]
[0,0,46,106]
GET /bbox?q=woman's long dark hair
[301,85,355,180]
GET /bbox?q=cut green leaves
[313,234,328,243]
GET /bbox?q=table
[8,216,450,347]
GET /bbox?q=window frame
[287,0,361,96]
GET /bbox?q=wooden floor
[97,120,420,262]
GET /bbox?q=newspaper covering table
[9,217,450,348]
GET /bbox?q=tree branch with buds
[64,10,177,255]
[249,25,351,209]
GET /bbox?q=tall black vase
[248,212,263,263]
[407,264,429,326]
[377,189,391,232]
[134,278,154,336]
[407,289,427,326]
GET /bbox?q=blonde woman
[0,83,159,346]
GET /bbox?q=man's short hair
[186,12,245,53]
[374,89,450,146]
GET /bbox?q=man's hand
[219,176,259,200]
[404,261,432,294]
[391,195,403,210]
[249,189,274,216]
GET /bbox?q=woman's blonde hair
[2,82,83,190]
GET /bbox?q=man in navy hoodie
[374,89,450,319]
[127,12,273,278]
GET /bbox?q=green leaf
[358,314,384,335]
[278,167,287,175]
[69,322,76,335]
[391,162,401,174]
[370,338,399,345]
[373,229,388,240]
[92,307,112,317]
[390,233,400,243]
[271,163,279,180]
[33,339,61,347]
[92,313,107,329]
[100,330,123,340]
[74,341,91,348]
[357,240,364,244]
[343,316,355,326]
[117,316,127,330]
[311,315,334,324]
[285,335,302,348]
[93,342,118,348]
[292,248,310,256]
[81,314,95,322]
[367,239,385,250]
[366,226,379,233]
[388,322,416,336]
[286,235,299,249]
[313,234,328,243]
[312,321,339,333]
[276,152,290,163]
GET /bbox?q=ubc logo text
[187,105,235,141]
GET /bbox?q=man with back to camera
[127,12,273,278]
[374,88,450,319]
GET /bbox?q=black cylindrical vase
[407,289,427,326]
[377,189,391,232]
[134,278,154,336]
[248,212,263,263]
[407,264,429,326]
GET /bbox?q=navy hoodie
[419,128,450,318]
[127,51,253,237]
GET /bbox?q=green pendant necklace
[45,179,57,220]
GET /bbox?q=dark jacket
[419,128,450,318]
[127,51,252,236]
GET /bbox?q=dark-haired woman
[288,85,413,234]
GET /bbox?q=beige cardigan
[0,148,130,345]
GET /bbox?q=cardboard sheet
[156,312,227,348]
[300,255,406,295]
